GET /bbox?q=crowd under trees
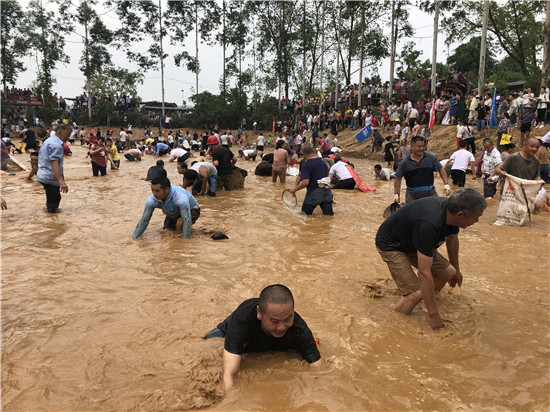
[1,0,548,129]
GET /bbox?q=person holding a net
[287,143,333,215]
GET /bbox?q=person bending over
[204,284,321,391]
[133,176,200,239]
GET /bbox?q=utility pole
[431,0,439,97]
[318,0,325,116]
[358,2,365,107]
[478,0,490,94]
[542,0,550,86]
[335,0,342,111]
[159,0,165,119]
[84,0,92,121]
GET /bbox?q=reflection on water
[1,145,549,410]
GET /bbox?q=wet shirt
[191,162,217,177]
[217,298,321,364]
[376,197,459,257]
[107,145,120,161]
[395,152,442,191]
[132,185,198,239]
[499,152,540,180]
[301,157,329,193]
[37,134,64,186]
[90,144,107,167]
[212,147,234,175]
[155,142,169,154]
[521,112,536,126]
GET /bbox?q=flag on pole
[490,88,497,129]
[355,124,372,143]
[429,99,436,131]
[272,118,275,133]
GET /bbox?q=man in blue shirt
[153,141,170,156]
[394,135,451,203]
[37,124,71,213]
[133,177,200,239]
[288,143,333,215]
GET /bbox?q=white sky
[13,1,454,105]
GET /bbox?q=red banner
[10,99,43,106]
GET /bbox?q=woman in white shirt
[537,87,548,128]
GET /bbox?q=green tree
[89,68,144,97]
[107,0,169,72]
[256,1,299,101]
[441,0,545,78]
[20,0,71,103]
[168,0,221,96]
[1,0,28,97]
[446,36,497,86]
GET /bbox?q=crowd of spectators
[72,93,140,114]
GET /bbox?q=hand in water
[428,312,445,330]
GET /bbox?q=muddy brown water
[1,145,549,411]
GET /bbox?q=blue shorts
[476,119,486,131]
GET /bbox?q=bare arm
[438,167,449,185]
[393,176,402,195]
[222,350,242,392]
[231,156,238,165]
[470,161,477,179]
[289,178,309,194]
[199,167,208,195]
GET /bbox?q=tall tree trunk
[302,0,306,115]
[222,0,226,102]
[431,0,439,97]
[195,4,199,96]
[389,0,396,100]
[478,0,489,94]
[335,0,341,110]
[159,0,165,119]
[358,3,364,107]
[319,0,325,115]
[542,0,550,86]
[84,0,92,120]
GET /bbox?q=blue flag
[490,88,497,129]
[355,124,372,143]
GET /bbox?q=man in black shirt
[376,189,486,330]
[205,284,321,391]
[145,159,167,181]
[209,135,237,190]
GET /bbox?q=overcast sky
[14,1,453,105]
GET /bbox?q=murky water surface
[2,145,549,410]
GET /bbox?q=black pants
[463,137,475,154]
[41,182,61,213]
[451,169,466,187]
[92,161,107,176]
[332,177,356,190]
[483,175,498,198]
